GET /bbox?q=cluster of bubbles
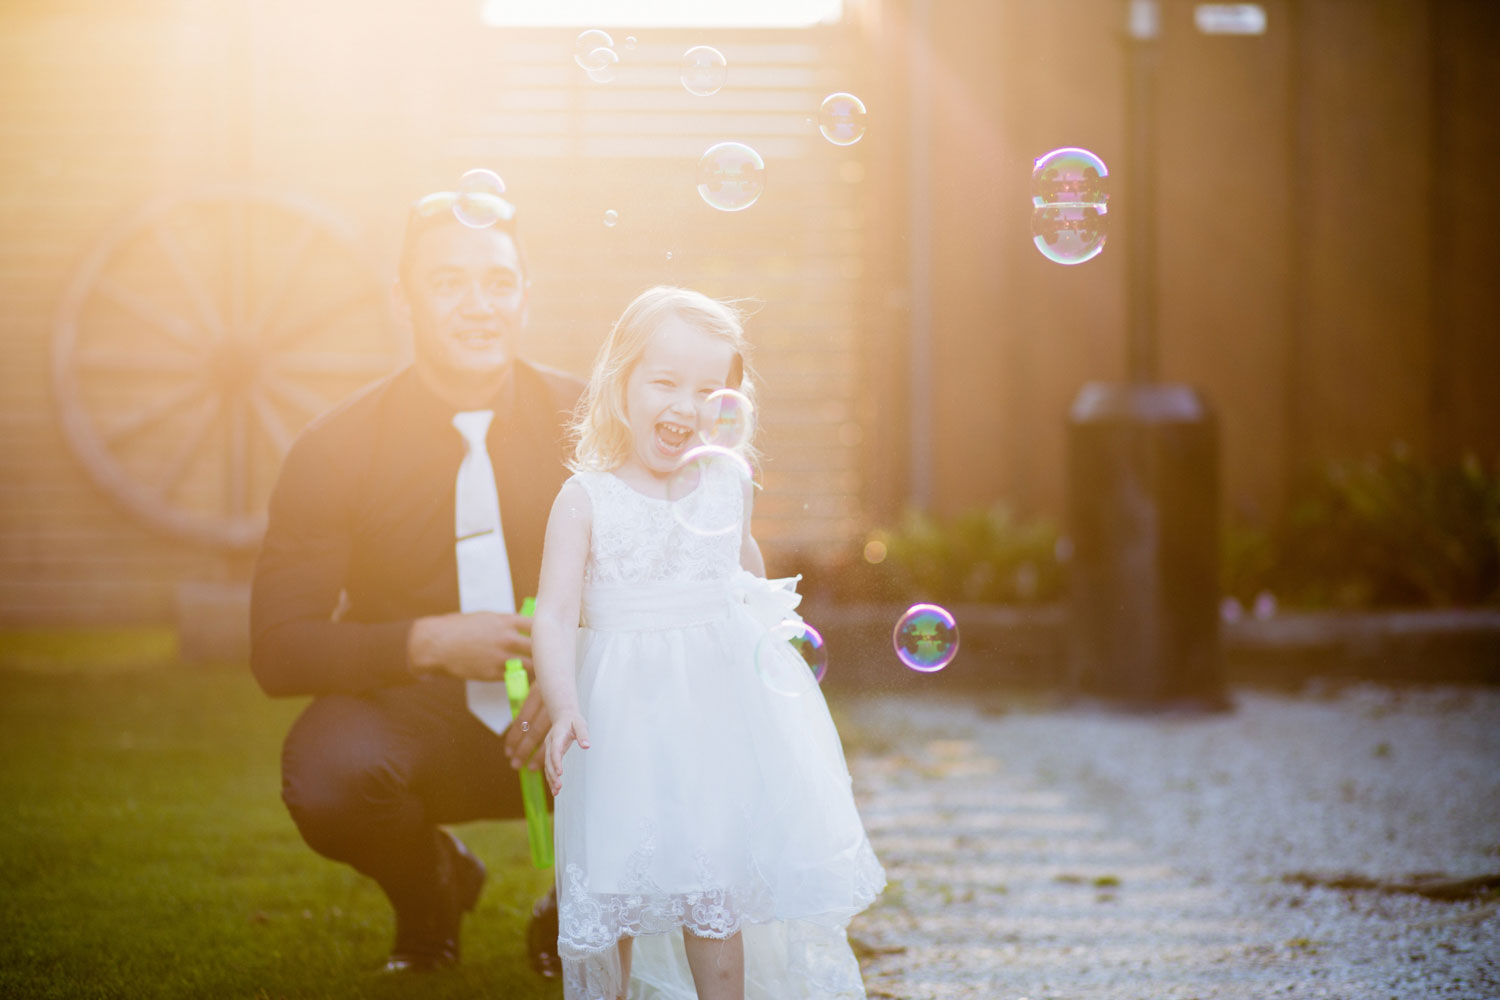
[573,29,620,83]
[568,29,867,221]
[1031,147,1110,265]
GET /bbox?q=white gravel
[840,682,1500,1000]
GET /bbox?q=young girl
[532,287,885,1000]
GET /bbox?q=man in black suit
[250,187,581,974]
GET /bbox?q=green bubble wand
[506,596,553,869]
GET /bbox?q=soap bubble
[1031,147,1110,207]
[585,46,620,83]
[697,141,765,212]
[893,604,959,672]
[755,619,827,696]
[818,92,868,146]
[1030,147,1109,265]
[665,250,674,261]
[1031,202,1107,265]
[574,30,614,71]
[603,208,619,228]
[666,444,752,536]
[453,168,508,229]
[624,36,638,50]
[681,45,727,96]
[699,388,753,449]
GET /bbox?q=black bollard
[1065,381,1227,709]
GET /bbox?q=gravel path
[840,682,1500,1000]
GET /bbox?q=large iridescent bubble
[1030,147,1109,265]
[666,444,752,537]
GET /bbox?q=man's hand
[406,611,531,681]
[503,686,552,771]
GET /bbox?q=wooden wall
[3,0,1497,625]
[865,0,1500,528]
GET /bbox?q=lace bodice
[570,463,743,586]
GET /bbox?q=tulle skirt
[553,573,885,999]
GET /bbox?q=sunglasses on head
[411,190,518,227]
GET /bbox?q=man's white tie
[452,410,516,734]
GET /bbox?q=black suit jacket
[250,360,585,698]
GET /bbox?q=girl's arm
[535,479,593,794]
[740,476,766,577]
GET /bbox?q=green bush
[804,505,1066,605]
[1226,446,1500,609]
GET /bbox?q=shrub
[802,504,1066,605]
[1226,446,1500,609]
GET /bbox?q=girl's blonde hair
[571,286,760,473]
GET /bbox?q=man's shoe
[382,830,486,973]
[526,885,560,978]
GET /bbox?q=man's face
[397,223,527,382]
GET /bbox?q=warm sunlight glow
[479,0,844,28]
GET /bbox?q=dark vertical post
[1125,0,1160,384]
[1062,0,1227,711]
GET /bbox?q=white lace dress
[554,465,886,1000]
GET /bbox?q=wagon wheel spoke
[270,352,394,376]
[104,380,207,445]
[153,224,227,340]
[94,278,204,351]
[227,198,246,335]
[227,393,249,516]
[244,222,317,342]
[265,286,383,352]
[249,386,293,457]
[261,371,333,419]
[155,395,222,498]
[75,348,202,373]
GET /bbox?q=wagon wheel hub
[208,337,262,394]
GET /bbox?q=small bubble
[818,92,868,146]
[453,168,508,229]
[623,35,638,50]
[755,619,827,695]
[585,47,619,83]
[894,604,959,672]
[1031,202,1107,265]
[863,539,887,564]
[697,141,765,212]
[665,250,674,261]
[681,45,727,96]
[603,208,619,228]
[573,29,614,71]
[698,388,753,449]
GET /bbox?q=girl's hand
[543,710,591,795]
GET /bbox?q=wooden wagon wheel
[52,185,404,550]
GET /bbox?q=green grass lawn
[0,645,561,1000]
